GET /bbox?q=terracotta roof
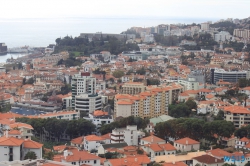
[207,148,231,158]
[107,155,150,166]
[65,149,100,162]
[144,143,176,152]
[240,137,249,142]
[84,135,105,141]
[162,162,187,166]
[174,137,199,145]
[53,145,66,151]
[141,135,165,144]
[8,130,21,135]
[93,110,108,116]
[9,122,34,130]
[101,133,111,140]
[23,139,43,149]
[0,137,24,146]
[193,154,224,164]
[71,136,83,145]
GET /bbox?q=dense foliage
[112,70,125,78]
[168,99,197,118]
[238,78,250,88]
[54,36,139,55]
[16,117,95,140]
[210,21,237,35]
[24,151,37,160]
[155,118,235,142]
[99,116,149,135]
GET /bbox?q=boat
[0,43,7,55]
[8,46,29,53]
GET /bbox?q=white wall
[0,146,21,161]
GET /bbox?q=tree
[136,67,146,75]
[44,151,54,160]
[23,78,26,85]
[168,103,191,118]
[185,99,197,110]
[17,62,23,69]
[26,77,34,84]
[24,151,37,160]
[112,70,124,78]
[214,110,224,120]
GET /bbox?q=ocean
[0,17,218,48]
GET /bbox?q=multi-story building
[222,105,250,128]
[84,110,113,133]
[75,94,102,114]
[233,29,250,38]
[114,84,183,119]
[214,31,232,42]
[71,72,101,113]
[83,135,110,151]
[110,125,138,146]
[211,68,250,84]
[178,78,200,91]
[27,111,80,120]
[201,22,210,31]
[157,24,170,35]
[121,82,146,95]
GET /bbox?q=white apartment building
[28,111,80,120]
[214,31,232,42]
[83,110,113,134]
[71,72,97,109]
[83,135,110,152]
[111,125,139,146]
[75,94,102,114]
[178,78,200,90]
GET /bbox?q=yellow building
[121,82,146,95]
[114,83,183,119]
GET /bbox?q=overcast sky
[0,0,249,19]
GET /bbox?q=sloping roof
[23,139,43,149]
[0,137,24,146]
[162,162,187,166]
[53,145,66,151]
[65,149,100,162]
[174,137,199,145]
[107,155,150,166]
[144,143,176,152]
[8,130,21,135]
[193,154,224,164]
[141,135,165,144]
[207,148,231,158]
[9,122,34,130]
[84,135,105,141]
[102,143,128,150]
[71,136,83,145]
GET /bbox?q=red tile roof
[174,137,199,145]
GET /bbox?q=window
[94,160,96,164]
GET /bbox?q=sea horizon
[0,16,221,48]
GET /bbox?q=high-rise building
[201,23,210,31]
[71,72,101,114]
[114,84,183,119]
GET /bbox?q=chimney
[172,161,175,164]
[5,130,8,138]
[210,146,213,150]
[135,158,137,162]
[64,150,68,159]
[186,140,188,145]
[151,137,153,143]
[215,159,217,162]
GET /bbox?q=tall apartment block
[71,72,102,114]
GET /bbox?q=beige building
[174,137,200,152]
[222,105,250,128]
[114,83,183,119]
[121,82,146,95]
